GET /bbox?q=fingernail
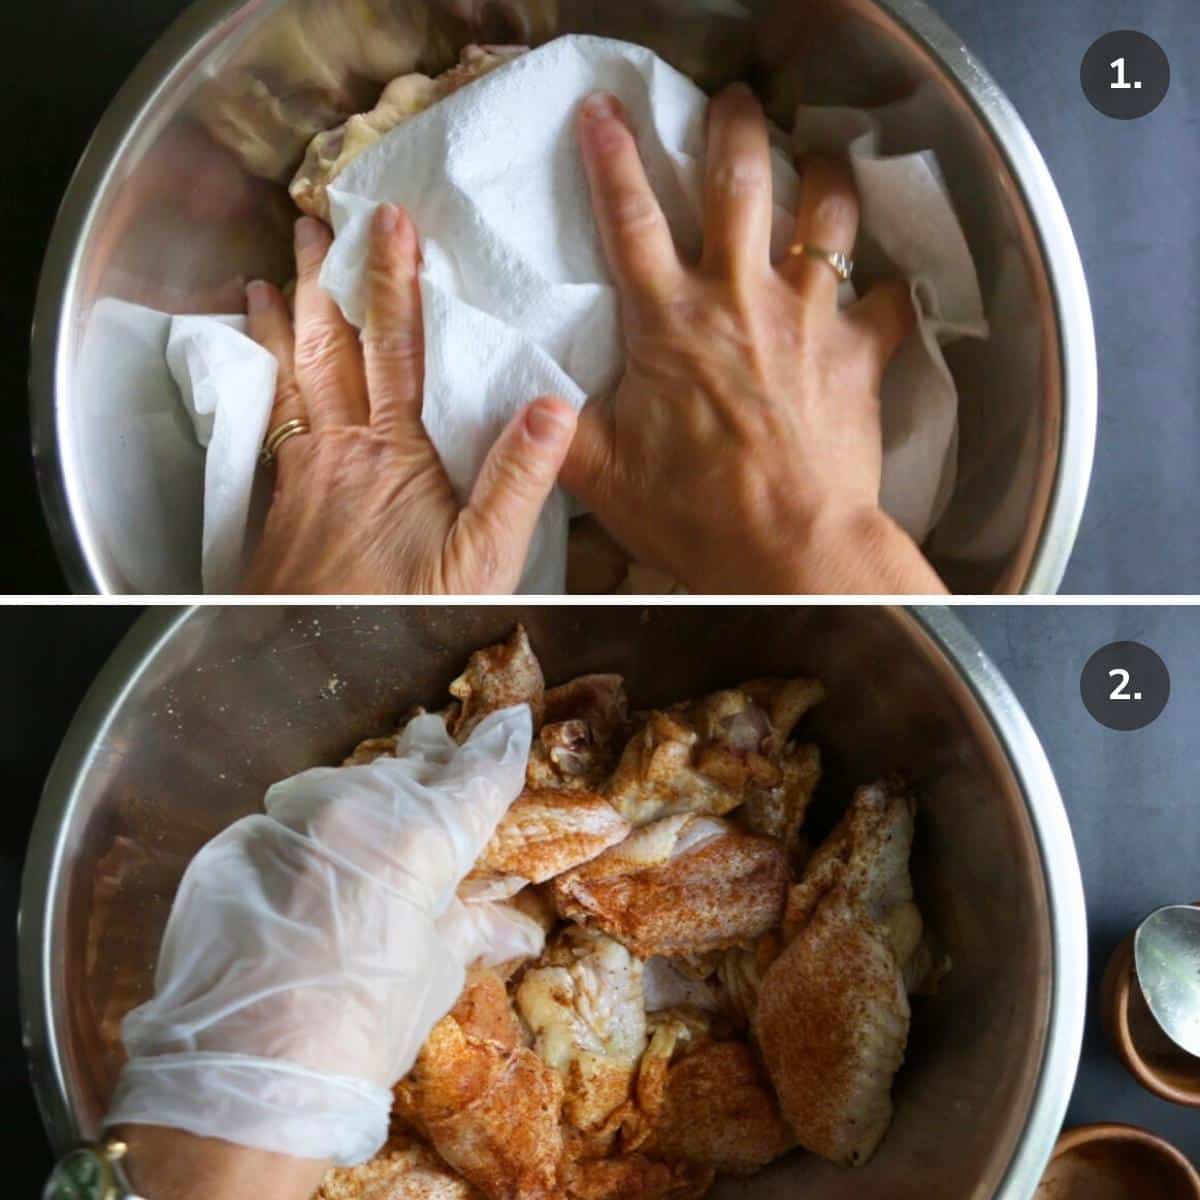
[526,400,573,445]
[295,217,324,250]
[245,280,271,313]
[581,92,619,121]
[374,203,399,235]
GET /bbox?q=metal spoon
[1134,904,1200,1058]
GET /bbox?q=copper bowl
[1099,903,1200,1107]
[1036,1123,1200,1200]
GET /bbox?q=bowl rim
[28,0,1096,595]
[18,604,1087,1198]
[916,607,1088,1197]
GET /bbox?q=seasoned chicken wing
[780,777,919,948]
[713,933,782,1026]
[524,674,630,797]
[561,1150,713,1200]
[543,675,629,737]
[398,969,563,1199]
[738,677,825,749]
[626,1009,713,1146]
[291,45,526,219]
[755,779,919,1168]
[642,1040,795,1174]
[516,927,647,1139]
[396,970,521,1122]
[342,733,403,766]
[739,742,821,854]
[318,1133,480,1199]
[553,816,789,958]
[449,627,545,740]
[605,710,754,827]
[419,1046,563,1199]
[341,706,459,766]
[472,789,630,886]
[606,680,822,827]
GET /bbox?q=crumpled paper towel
[167,33,986,593]
[166,316,276,593]
[789,102,988,536]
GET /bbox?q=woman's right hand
[563,86,947,595]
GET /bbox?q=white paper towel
[789,102,989,537]
[165,33,986,593]
[166,316,277,593]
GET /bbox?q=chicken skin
[737,678,826,750]
[542,676,627,728]
[449,626,545,740]
[516,927,647,1140]
[713,934,783,1026]
[498,677,632,889]
[553,816,789,958]
[527,674,629,794]
[642,1040,795,1174]
[755,779,920,1168]
[318,1134,481,1199]
[738,742,821,855]
[604,706,765,827]
[471,789,631,886]
[605,680,822,827]
[397,969,564,1199]
[561,1150,713,1200]
[291,45,527,220]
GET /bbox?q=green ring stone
[44,1149,109,1200]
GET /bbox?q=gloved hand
[105,705,541,1167]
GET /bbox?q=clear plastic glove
[105,705,542,1166]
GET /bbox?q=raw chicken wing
[516,927,647,1139]
[553,816,788,958]
[449,627,545,739]
[755,779,919,1167]
[561,1149,713,1200]
[291,46,526,219]
[397,969,563,1199]
[527,675,629,792]
[642,1040,795,1174]
[606,680,822,827]
[318,1134,480,1198]
[739,742,821,854]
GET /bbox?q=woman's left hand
[242,207,577,594]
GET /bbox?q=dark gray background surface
[962,605,1200,1160]
[0,0,1197,592]
[932,0,1200,593]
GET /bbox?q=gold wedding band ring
[261,418,310,465]
[788,242,854,283]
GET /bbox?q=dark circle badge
[1080,641,1170,731]
[1081,31,1170,119]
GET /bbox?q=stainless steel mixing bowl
[20,605,1086,1198]
[29,0,1095,595]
